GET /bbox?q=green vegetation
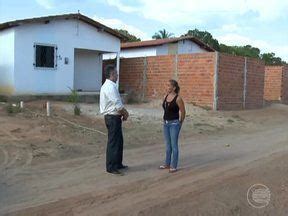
[116,29,141,42]
[120,28,286,66]
[182,29,220,51]
[68,87,81,116]
[6,103,21,114]
[183,28,286,66]
[152,29,174,39]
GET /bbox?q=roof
[121,36,215,52]
[0,13,126,40]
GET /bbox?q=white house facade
[0,14,123,95]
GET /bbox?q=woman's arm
[177,96,186,124]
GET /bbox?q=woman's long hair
[169,79,180,94]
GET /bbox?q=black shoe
[118,165,129,170]
[107,169,124,175]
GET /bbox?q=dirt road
[0,102,288,215]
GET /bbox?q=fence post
[243,57,247,109]
[46,101,51,117]
[213,52,219,111]
[142,57,147,101]
[174,54,178,80]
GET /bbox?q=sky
[0,0,287,61]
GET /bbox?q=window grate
[34,44,57,68]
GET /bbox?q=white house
[0,13,124,95]
[104,36,214,59]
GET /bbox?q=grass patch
[6,103,22,115]
[0,95,7,102]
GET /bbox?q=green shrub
[0,95,7,102]
[68,87,81,115]
[74,105,81,116]
[6,103,21,114]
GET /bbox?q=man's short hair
[104,65,116,79]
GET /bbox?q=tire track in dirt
[0,147,9,167]
[2,106,288,215]
[4,136,288,216]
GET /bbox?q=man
[100,65,129,175]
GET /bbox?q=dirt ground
[0,101,288,216]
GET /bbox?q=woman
[159,79,186,173]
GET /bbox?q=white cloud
[93,15,149,40]
[106,0,138,13]
[220,24,242,33]
[217,33,288,62]
[35,0,54,9]
[106,0,288,24]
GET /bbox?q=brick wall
[217,54,245,110]
[264,66,283,102]
[217,54,264,110]
[112,52,266,110]
[119,53,216,108]
[119,57,145,100]
[281,65,288,104]
[245,58,265,109]
[146,55,175,99]
[177,53,215,108]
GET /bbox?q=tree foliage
[116,29,141,42]
[182,28,286,65]
[182,29,220,51]
[120,27,286,66]
[220,44,261,58]
[260,52,286,65]
[152,29,174,39]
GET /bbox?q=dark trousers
[104,115,123,172]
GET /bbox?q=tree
[219,44,260,58]
[116,29,141,42]
[152,29,174,39]
[182,29,220,51]
[261,53,287,65]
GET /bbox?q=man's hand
[119,108,129,121]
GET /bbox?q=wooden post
[46,101,51,117]
[213,52,219,111]
[142,57,147,101]
[243,57,247,109]
[116,52,120,89]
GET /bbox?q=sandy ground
[0,101,288,215]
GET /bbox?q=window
[34,44,57,68]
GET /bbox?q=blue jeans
[163,119,181,169]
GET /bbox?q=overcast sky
[0,0,287,61]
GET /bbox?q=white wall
[13,19,120,94]
[103,47,157,59]
[178,40,207,54]
[113,40,208,59]
[0,29,15,94]
[74,49,102,91]
[156,44,168,55]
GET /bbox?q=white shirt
[100,79,124,115]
